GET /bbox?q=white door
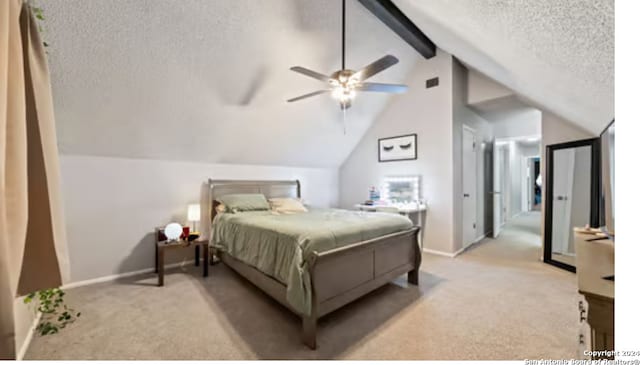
[551,149,575,254]
[491,141,503,238]
[527,158,535,211]
[462,127,477,247]
[523,157,534,212]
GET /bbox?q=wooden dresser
[574,230,614,360]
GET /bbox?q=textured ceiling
[41,0,420,167]
[395,0,614,134]
[42,0,613,168]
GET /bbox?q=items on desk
[368,186,381,202]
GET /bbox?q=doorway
[524,156,541,212]
[490,137,541,239]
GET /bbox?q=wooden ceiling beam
[358,0,436,59]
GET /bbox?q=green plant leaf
[24,287,80,336]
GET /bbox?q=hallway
[464,211,543,263]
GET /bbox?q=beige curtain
[1,0,70,359]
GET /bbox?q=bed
[207,179,421,349]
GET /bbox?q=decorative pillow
[218,194,270,212]
[269,197,308,214]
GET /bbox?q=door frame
[543,138,600,272]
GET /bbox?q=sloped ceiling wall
[41,0,420,168]
[395,0,614,134]
[43,0,613,168]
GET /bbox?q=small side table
[155,235,209,287]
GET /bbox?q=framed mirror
[543,138,600,272]
[382,175,421,203]
[599,120,615,237]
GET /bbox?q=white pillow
[269,197,308,214]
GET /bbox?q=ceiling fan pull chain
[342,108,347,135]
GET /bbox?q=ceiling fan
[287,0,408,110]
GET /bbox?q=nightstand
[155,228,209,286]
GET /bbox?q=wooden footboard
[302,226,421,349]
[216,226,421,350]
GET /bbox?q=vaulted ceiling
[43,0,419,168]
[43,0,613,168]
[395,0,614,134]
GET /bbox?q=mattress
[210,208,413,315]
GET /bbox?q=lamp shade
[187,204,201,222]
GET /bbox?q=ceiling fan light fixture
[332,86,356,102]
[287,0,407,110]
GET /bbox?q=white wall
[541,113,594,148]
[452,60,495,248]
[60,154,339,282]
[491,108,542,139]
[339,50,456,254]
[467,70,513,105]
[520,144,540,157]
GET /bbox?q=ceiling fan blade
[290,67,331,82]
[357,82,408,93]
[353,55,399,81]
[287,90,330,103]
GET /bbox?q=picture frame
[378,133,417,162]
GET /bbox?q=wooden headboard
[207,179,301,222]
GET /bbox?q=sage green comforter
[211,208,413,315]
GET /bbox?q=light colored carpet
[25,211,580,360]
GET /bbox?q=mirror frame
[543,137,600,272]
[599,119,615,237]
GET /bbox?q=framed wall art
[378,134,417,162]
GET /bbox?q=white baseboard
[61,261,193,290]
[16,312,42,361]
[423,234,487,258]
[473,234,487,244]
[422,247,465,258]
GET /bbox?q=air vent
[426,77,439,88]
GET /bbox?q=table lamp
[187,204,201,234]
